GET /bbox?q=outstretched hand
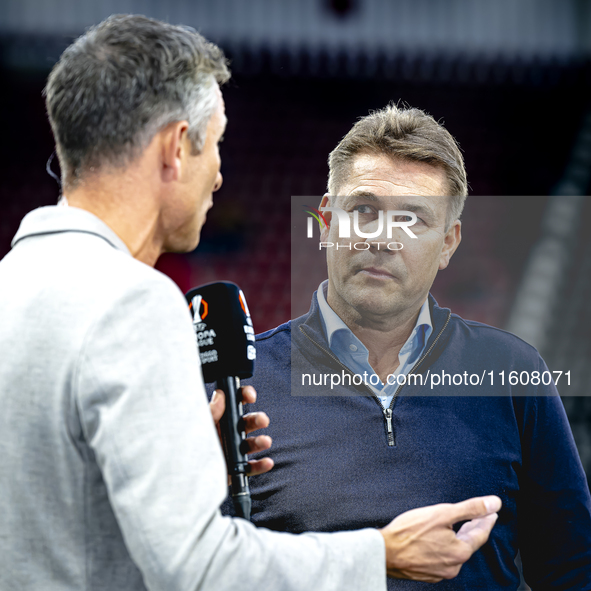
[380,495,502,582]
[209,385,274,477]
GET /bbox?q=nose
[364,217,399,253]
[213,171,223,192]
[367,225,402,253]
[368,240,402,253]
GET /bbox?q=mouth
[358,267,396,280]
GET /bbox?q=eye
[396,214,414,222]
[353,204,374,214]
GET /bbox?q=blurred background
[0,0,590,485]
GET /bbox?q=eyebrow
[342,192,437,221]
[345,191,379,202]
[396,203,437,222]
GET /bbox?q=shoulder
[256,321,291,344]
[57,242,191,346]
[97,261,189,333]
[245,321,292,387]
[446,312,544,366]
[255,320,292,354]
[77,242,186,314]
[77,258,196,388]
[451,313,538,350]
[26,224,186,310]
[11,224,189,337]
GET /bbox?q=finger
[240,435,272,455]
[456,513,499,552]
[241,411,270,435]
[246,457,274,476]
[209,390,226,424]
[446,496,502,524]
[240,385,257,405]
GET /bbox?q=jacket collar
[292,291,452,371]
[12,206,131,255]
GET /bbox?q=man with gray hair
[231,103,591,589]
[0,14,502,591]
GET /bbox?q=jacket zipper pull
[383,408,395,447]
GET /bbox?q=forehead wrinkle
[348,191,379,199]
[344,153,448,196]
[346,176,442,199]
[338,192,380,207]
[397,202,435,214]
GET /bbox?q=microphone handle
[217,376,251,520]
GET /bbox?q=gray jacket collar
[12,206,131,255]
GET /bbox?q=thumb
[209,390,226,424]
[447,495,502,524]
[455,513,499,552]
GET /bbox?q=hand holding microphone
[186,282,271,519]
[209,386,274,478]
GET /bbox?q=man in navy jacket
[221,103,591,589]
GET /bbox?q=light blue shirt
[317,281,433,409]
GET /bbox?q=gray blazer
[0,206,385,591]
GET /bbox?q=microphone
[185,282,256,520]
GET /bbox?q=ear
[439,220,462,270]
[161,120,190,183]
[319,193,333,242]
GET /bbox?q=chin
[349,285,409,315]
[165,230,202,254]
[184,235,202,253]
[346,292,394,316]
[188,229,203,251]
[349,279,396,300]
[356,301,397,317]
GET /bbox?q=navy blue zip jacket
[218,294,591,590]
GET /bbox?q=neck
[63,154,164,267]
[326,289,426,380]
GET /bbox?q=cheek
[327,247,353,281]
[325,247,337,272]
[326,247,343,277]
[404,240,442,270]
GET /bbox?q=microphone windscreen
[185,282,256,383]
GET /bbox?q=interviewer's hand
[209,386,274,477]
[380,495,502,583]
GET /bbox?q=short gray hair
[44,14,230,188]
[328,103,468,227]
